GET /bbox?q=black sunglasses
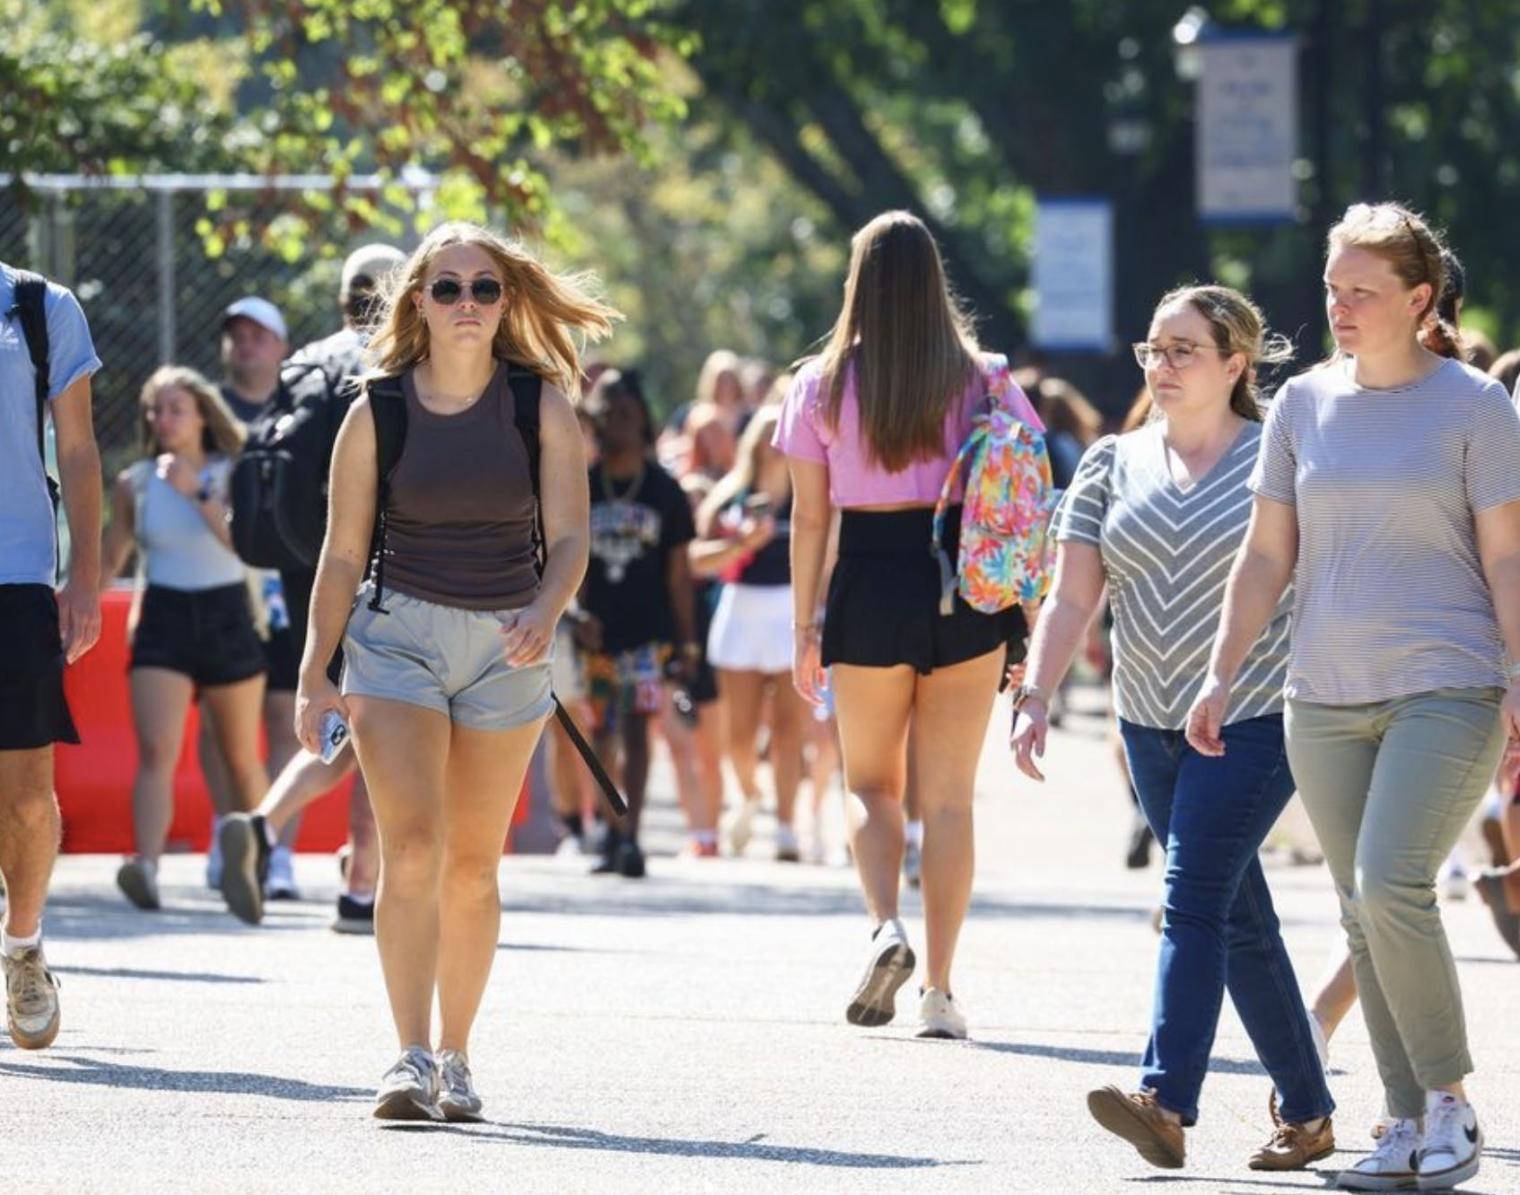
[427,277,504,306]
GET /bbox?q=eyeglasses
[1132,341,1221,370]
[427,277,504,306]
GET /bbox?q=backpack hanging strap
[365,376,408,613]
[9,271,61,580]
[507,365,628,818]
[929,428,985,617]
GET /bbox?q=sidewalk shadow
[428,1120,973,1170]
[969,1039,1269,1077]
[0,1054,368,1102]
[1125,1174,1340,1190]
[53,964,263,985]
[42,893,328,943]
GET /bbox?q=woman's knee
[849,779,903,808]
[381,823,443,883]
[135,737,181,777]
[441,851,502,899]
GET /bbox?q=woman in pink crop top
[773,210,1037,1041]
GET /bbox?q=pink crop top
[772,354,1042,507]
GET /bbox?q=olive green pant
[1284,687,1505,1120]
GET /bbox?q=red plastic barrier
[53,588,529,855]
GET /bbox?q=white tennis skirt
[707,582,794,674]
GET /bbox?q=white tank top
[131,456,246,590]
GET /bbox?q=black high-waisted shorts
[821,506,1026,676]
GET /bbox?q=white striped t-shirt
[1053,422,1290,730]
[1250,356,1520,705]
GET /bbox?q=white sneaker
[726,797,760,857]
[265,846,300,900]
[1418,1093,1481,1191]
[206,818,224,889]
[437,1048,484,1122]
[1337,1117,1421,1190]
[374,1046,442,1121]
[1439,867,1470,902]
[846,917,915,1027]
[775,823,801,863]
[4,945,61,1049]
[916,987,967,1040]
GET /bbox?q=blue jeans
[1120,714,1334,1126]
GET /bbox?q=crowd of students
[2,199,1518,1193]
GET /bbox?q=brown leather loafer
[1086,1085,1185,1169]
[1249,1117,1335,1171]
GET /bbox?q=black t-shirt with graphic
[584,460,695,654]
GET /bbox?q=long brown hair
[367,221,620,394]
[138,365,245,457]
[1152,285,1293,421]
[1327,203,1461,359]
[815,211,980,472]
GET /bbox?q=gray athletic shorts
[342,585,553,731]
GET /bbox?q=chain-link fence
[1,174,433,477]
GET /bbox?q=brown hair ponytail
[1328,203,1461,360]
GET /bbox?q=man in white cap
[219,297,288,424]
[217,243,404,935]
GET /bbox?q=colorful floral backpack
[931,357,1054,615]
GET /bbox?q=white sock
[262,820,278,848]
[3,925,42,958]
[905,820,924,848]
[344,892,375,907]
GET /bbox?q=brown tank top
[380,364,539,610]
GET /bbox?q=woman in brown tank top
[294,222,616,1122]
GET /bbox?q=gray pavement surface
[9,684,1520,1194]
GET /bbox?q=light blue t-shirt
[0,263,103,585]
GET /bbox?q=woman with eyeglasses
[1012,286,1334,1174]
[294,222,615,1121]
[1190,204,1520,1194]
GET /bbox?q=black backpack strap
[506,365,628,817]
[10,271,60,580]
[364,376,408,613]
[507,366,546,576]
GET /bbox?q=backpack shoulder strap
[507,366,546,575]
[9,271,51,471]
[364,376,408,612]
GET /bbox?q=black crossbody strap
[10,271,60,581]
[365,376,408,613]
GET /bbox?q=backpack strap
[9,271,61,579]
[364,376,408,613]
[506,364,628,817]
[930,429,985,617]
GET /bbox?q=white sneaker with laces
[4,945,61,1050]
[846,917,915,1027]
[1418,1093,1481,1191]
[916,987,967,1040]
[437,1048,485,1122]
[374,1046,443,1121]
[726,797,760,857]
[265,845,300,900]
[1337,1117,1421,1191]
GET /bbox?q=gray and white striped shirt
[1053,422,1289,729]
[1250,357,1520,705]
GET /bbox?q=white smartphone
[318,709,350,765]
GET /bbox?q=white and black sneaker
[374,1046,443,1121]
[1418,1093,1481,1191]
[846,917,915,1027]
[1337,1117,1421,1190]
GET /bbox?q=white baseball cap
[340,244,405,296]
[222,296,288,342]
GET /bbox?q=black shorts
[0,584,80,750]
[130,583,267,688]
[822,507,1026,675]
[262,625,300,692]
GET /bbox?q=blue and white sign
[1197,33,1298,223]
[1032,197,1112,352]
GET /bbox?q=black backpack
[229,357,359,572]
[364,368,627,816]
[7,271,60,562]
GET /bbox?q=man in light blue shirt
[0,260,104,1051]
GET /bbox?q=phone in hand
[319,709,350,765]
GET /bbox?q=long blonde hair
[815,211,980,472]
[698,405,786,533]
[1327,203,1460,359]
[138,365,245,457]
[367,221,620,394]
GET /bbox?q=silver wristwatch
[1011,683,1050,712]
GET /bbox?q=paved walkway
[10,684,1520,1193]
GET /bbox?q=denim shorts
[342,585,553,731]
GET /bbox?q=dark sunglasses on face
[428,277,504,306]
